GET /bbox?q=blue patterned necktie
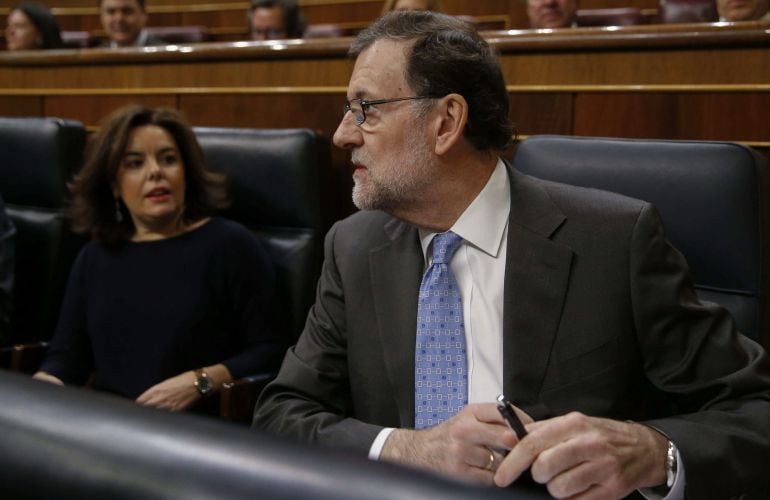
[415,231,467,429]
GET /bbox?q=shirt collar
[110,29,149,48]
[419,158,510,260]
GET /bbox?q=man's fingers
[460,463,496,486]
[530,432,603,484]
[494,412,589,487]
[471,401,534,426]
[541,459,600,499]
[464,447,506,473]
[470,402,507,424]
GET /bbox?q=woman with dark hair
[34,105,281,412]
[5,2,63,50]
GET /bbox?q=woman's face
[6,10,41,51]
[112,124,187,239]
[393,0,431,11]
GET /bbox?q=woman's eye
[123,159,143,169]
[161,154,178,166]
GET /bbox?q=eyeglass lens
[345,100,365,125]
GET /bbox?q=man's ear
[433,93,468,156]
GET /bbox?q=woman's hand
[136,371,200,411]
[135,364,232,412]
[33,371,64,385]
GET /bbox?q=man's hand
[494,412,668,499]
[380,403,530,485]
[135,371,200,412]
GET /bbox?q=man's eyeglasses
[344,96,434,126]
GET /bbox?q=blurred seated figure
[303,23,345,38]
[527,0,578,28]
[33,105,281,412]
[61,30,93,48]
[5,2,63,51]
[575,7,645,26]
[381,0,443,13]
[0,195,14,346]
[99,0,166,48]
[716,0,769,20]
[249,0,306,41]
[659,0,718,23]
[144,26,209,44]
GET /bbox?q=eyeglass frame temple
[343,96,434,126]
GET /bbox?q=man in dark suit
[254,11,770,499]
[99,0,166,48]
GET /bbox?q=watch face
[196,373,213,395]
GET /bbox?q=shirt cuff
[639,447,685,500]
[368,427,396,460]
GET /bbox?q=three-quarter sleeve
[216,227,282,379]
[38,247,95,385]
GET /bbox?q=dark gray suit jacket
[255,167,770,498]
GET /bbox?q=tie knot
[431,231,463,264]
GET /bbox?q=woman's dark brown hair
[69,105,228,247]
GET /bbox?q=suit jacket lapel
[503,167,574,415]
[370,217,422,427]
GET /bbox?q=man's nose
[332,112,363,150]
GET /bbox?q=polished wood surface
[0,22,768,215]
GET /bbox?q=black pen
[496,394,528,439]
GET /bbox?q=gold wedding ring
[484,450,496,471]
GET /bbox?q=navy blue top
[40,217,281,399]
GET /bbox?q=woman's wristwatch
[193,368,214,396]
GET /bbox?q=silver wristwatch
[665,439,678,488]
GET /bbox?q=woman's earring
[114,199,123,223]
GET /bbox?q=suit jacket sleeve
[630,204,770,499]
[253,221,384,453]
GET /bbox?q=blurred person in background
[717,0,770,20]
[527,0,577,28]
[99,0,166,48]
[249,0,306,40]
[381,0,443,14]
[5,2,63,51]
[33,105,281,412]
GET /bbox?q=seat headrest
[0,117,85,209]
[514,135,768,293]
[194,127,325,231]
